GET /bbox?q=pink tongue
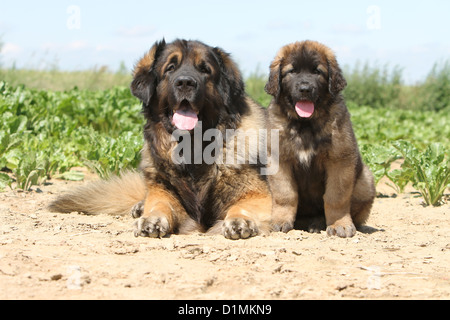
[295,101,315,118]
[173,109,198,130]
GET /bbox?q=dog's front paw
[223,217,258,240]
[271,220,294,233]
[134,216,170,238]
[326,222,356,238]
[130,200,144,218]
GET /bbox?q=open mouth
[172,99,199,131]
[295,100,315,118]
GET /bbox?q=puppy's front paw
[326,222,356,238]
[271,220,294,233]
[134,216,170,238]
[223,218,258,240]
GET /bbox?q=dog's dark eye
[314,68,322,75]
[198,62,211,74]
[283,68,295,76]
[165,64,176,73]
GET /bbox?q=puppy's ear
[327,58,347,96]
[212,47,245,109]
[265,58,282,99]
[130,39,166,105]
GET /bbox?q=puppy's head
[131,39,245,133]
[265,40,347,119]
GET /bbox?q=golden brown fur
[49,39,272,240]
[48,171,146,216]
[265,40,376,238]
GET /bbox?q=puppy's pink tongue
[295,101,315,118]
[173,109,198,130]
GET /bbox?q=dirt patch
[0,178,449,300]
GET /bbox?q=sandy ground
[0,172,449,300]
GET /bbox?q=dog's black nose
[175,76,197,89]
[299,84,312,94]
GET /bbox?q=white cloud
[1,43,23,55]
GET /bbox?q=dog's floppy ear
[327,57,347,96]
[130,39,166,105]
[265,57,282,100]
[212,47,245,109]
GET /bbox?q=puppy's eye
[284,69,295,76]
[165,64,176,73]
[199,63,211,74]
[314,68,322,75]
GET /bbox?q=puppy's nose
[175,76,197,90]
[299,84,312,94]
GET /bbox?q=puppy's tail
[48,170,146,216]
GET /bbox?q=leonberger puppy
[264,40,376,238]
[49,39,272,240]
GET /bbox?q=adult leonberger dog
[49,39,272,240]
[265,40,376,238]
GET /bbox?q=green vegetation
[0,61,449,206]
[0,67,132,91]
[343,61,450,111]
[343,60,450,205]
[343,62,403,109]
[393,141,450,206]
[0,82,143,191]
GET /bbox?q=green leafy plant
[360,144,400,185]
[0,172,12,191]
[12,152,45,191]
[394,140,450,206]
[0,81,144,190]
[83,131,142,179]
[384,166,414,194]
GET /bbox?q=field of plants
[0,62,449,206]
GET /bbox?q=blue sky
[1,0,449,83]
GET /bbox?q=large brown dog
[265,40,375,238]
[49,39,272,240]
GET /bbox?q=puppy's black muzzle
[297,83,313,96]
[291,74,318,103]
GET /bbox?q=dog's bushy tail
[48,171,146,216]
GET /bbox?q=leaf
[0,172,12,191]
[54,171,85,181]
[395,140,450,206]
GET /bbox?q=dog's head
[265,40,347,119]
[131,39,245,132]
